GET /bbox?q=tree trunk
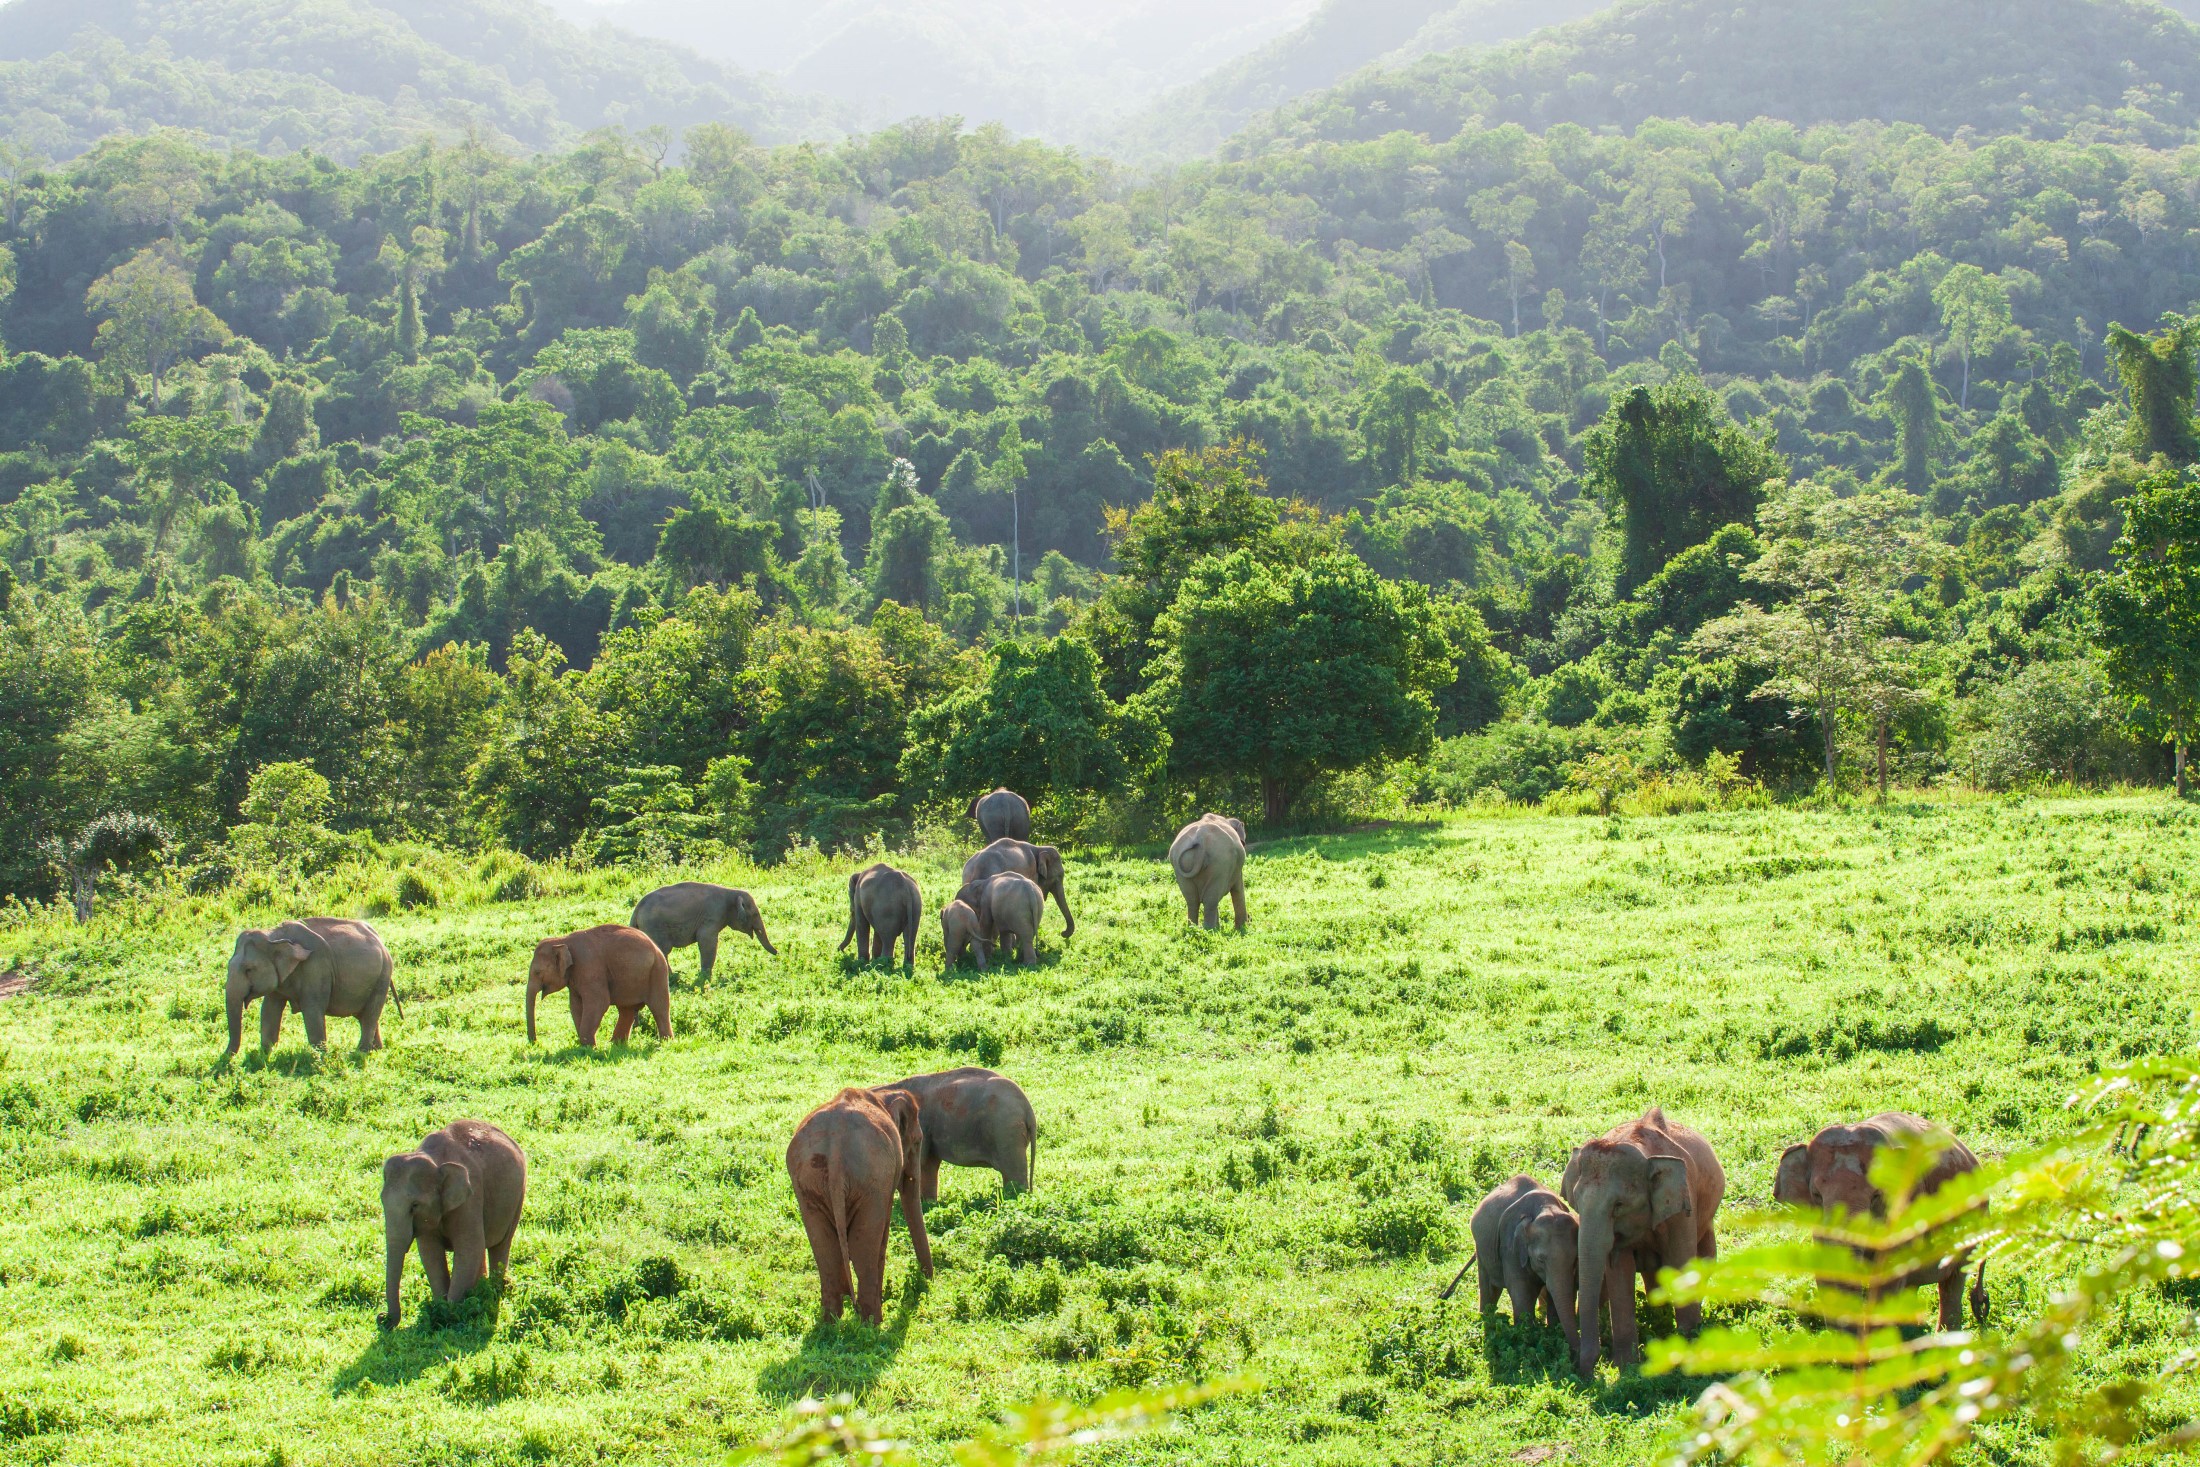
[1261,776,1291,827]
[2179,738,2189,798]
[1821,701,1839,787]
[1876,717,1889,802]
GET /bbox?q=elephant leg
[1675,1223,1718,1337]
[300,1001,329,1051]
[696,928,719,987]
[574,994,606,1047]
[648,983,672,1040]
[357,983,387,1052]
[1506,1273,1539,1329]
[1202,895,1220,930]
[488,1234,513,1276]
[922,1152,942,1204]
[1607,1251,1641,1368]
[258,995,287,1051]
[1230,878,1247,932]
[796,1195,849,1320]
[851,1194,889,1326]
[1937,1269,1963,1331]
[1478,1259,1503,1315]
[903,923,917,969]
[419,1236,452,1302]
[611,1006,637,1043]
[1018,932,1035,965]
[856,920,873,963]
[1182,885,1199,924]
[1000,1139,1029,1195]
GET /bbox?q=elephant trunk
[1547,1256,1582,1354]
[901,1174,933,1279]
[524,975,542,1044]
[752,920,777,956]
[1051,879,1075,937]
[383,1214,411,1327]
[224,971,251,1057]
[1574,1213,1614,1377]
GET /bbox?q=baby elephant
[629,881,775,984]
[1775,1112,1989,1328]
[841,863,922,967]
[525,925,671,1046]
[941,897,987,969]
[957,872,1043,966]
[1460,1175,1581,1354]
[225,917,397,1058]
[1169,813,1248,931]
[381,1119,526,1329]
[882,1067,1036,1200]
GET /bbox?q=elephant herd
[217,789,1226,1329]
[1464,1106,1990,1377]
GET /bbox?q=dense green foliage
[3,798,2195,1465]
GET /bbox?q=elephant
[954,871,1043,966]
[1774,1112,1989,1329]
[840,863,922,967]
[1561,1106,1725,1377]
[880,1067,1036,1200]
[225,917,397,1058]
[1461,1175,1581,1354]
[629,882,775,985]
[786,1086,933,1326]
[381,1119,527,1329]
[967,788,1032,843]
[1169,814,1248,931]
[525,924,671,1047]
[960,839,1074,937]
[941,898,987,970]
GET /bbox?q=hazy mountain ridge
[0,0,843,162]
[1227,0,2200,154]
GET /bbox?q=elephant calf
[1775,1112,1989,1328]
[956,872,1043,966]
[1169,814,1247,931]
[786,1087,933,1326]
[941,898,987,969]
[525,925,671,1046]
[961,839,1073,937]
[841,864,923,967]
[968,787,1032,843]
[1463,1175,1580,1354]
[225,917,396,1058]
[629,882,775,985]
[382,1119,526,1329]
[882,1067,1036,1199]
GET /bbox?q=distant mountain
[0,0,843,163]
[547,0,1319,143]
[1228,0,2200,153]
[1112,0,1602,161]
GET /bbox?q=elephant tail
[1171,840,1202,878]
[385,953,404,1020]
[1028,1117,1038,1193]
[827,1147,854,1280]
[1437,1246,1477,1301]
[838,873,859,952]
[1968,1257,1989,1325]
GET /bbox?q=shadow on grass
[528,1038,663,1067]
[216,1046,368,1079]
[756,1276,923,1404]
[1481,1306,1716,1417]
[331,1280,505,1395]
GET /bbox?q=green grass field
[3,797,2198,1466]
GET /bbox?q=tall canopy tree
[1585,377,1786,595]
[2108,316,2200,466]
[2095,469,2200,795]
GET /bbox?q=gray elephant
[629,882,775,985]
[225,917,397,1058]
[941,897,987,970]
[1561,1106,1725,1377]
[1775,1112,1989,1329]
[881,1067,1036,1199]
[967,788,1033,843]
[960,839,1073,937]
[1169,813,1247,931]
[381,1119,527,1329]
[841,863,922,967]
[1461,1175,1581,1354]
[955,871,1043,966]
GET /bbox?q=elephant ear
[1773,1144,1813,1206]
[965,795,981,819]
[1648,1155,1693,1226]
[273,940,311,980]
[437,1161,472,1215]
[558,943,575,977]
[878,1088,924,1178]
[1225,817,1246,844]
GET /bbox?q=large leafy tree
[900,637,1159,809]
[1142,549,1453,825]
[2094,468,2200,795]
[1585,377,1786,595]
[85,247,230,408]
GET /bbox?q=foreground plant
[730,1379,1253,1465]
[1650,1057,2200,1465]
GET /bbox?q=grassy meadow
[2,796,2198,1465]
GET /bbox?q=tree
[2106,314,2200,465]
[982,426,1031,628]
[2094,468,2200,794]
[900,638,1159,809]
[85,247,229,407]
[44,811,167,924]
[1141,549,1453,825]
[1693,486,1933,791]
[1584,378,1786,595]
[1881,357,1945,497]
[1359,370,1454,487]
[1932,263,2012,411]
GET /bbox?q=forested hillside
[0,0,839,162]
[1232,0,2200,152]
[7,0,2200,908]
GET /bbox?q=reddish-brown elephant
[524,925,671,1046]
[1561,1107,1725,1377]
[785,1087,933,1326]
